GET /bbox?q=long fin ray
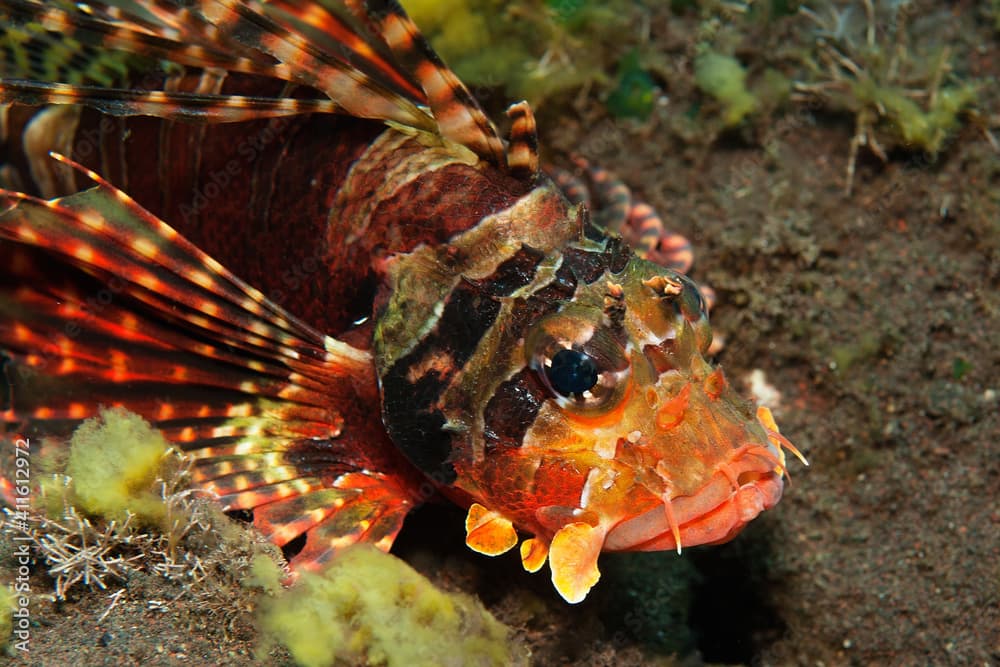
[7,155,331,350]
[188,0,434,130]
[0,158,420,569]
[290,472,412,568]
[259,0,427,102]
[0,79,341,122]
[0,0,433,130]
[366,0,506,167]
[2,0,527,171]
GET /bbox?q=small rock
[744,369,782,409]
[925,380,980,424]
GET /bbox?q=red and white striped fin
[0,155,419,565]
[0,0,275,78]
[1,0,533,174]
[0,79,341,122]
[0,158,369,435]
[261,0,427,101]
[0,0,434,129]
[366,0,507,168]
[265,471,412,569]
[184,0,435,130]
[506,101,540,180]
[3,154,338,354]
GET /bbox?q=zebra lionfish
[0,1,804,603]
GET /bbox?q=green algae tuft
[694,51,758,127]
[254,546,515,667]
[402,0,631,105]
[606,50,658,120]
[851,81,978,155]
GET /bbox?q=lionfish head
[455,254,804,603]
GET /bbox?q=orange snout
[600,368,798,553]
[602,443,785,551]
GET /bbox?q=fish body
[0,0,801,603]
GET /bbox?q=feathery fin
[262,0,427,101]
[366,0,506,168]
[189,0,434,130]
[0,154,417,569]
[0,78,342,122]
[0,1,276,80]
[1,0,532,175]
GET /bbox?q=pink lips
[603,446,785,552]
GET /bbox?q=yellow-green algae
[0,584,13,650]
[252,546,516,667]
[848,78,978,155]
[694,51,759,127]
[26,409,518,665]
[64,407,175,525]
[402,0,631,105]
[790,3,980,159]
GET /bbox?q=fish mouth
[603,441,786,552]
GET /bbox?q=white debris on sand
[744,369,782,410]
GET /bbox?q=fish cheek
[481,367,547,454]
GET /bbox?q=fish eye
[525,308,630,411]
[546,348,598,397]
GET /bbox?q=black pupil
[547,349,599,397]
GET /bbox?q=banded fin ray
[0,79,343,122]
[0,156,365,433]
[0,155,418,567]
[0,0,278,79]
[187,0,434,129]
[365,0,506,167]
[0,0,517,168]
[506,101,540,180]
[0,0,430,128]
[249,0,427,101]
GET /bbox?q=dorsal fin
[0,1,274,79]
[185,0,436,129]
[263,0,427,102]
[0,0,435,130]
[506,101,540,180]
[365,0,507,169]
[0,79,341,122]
[0,0,527,174]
